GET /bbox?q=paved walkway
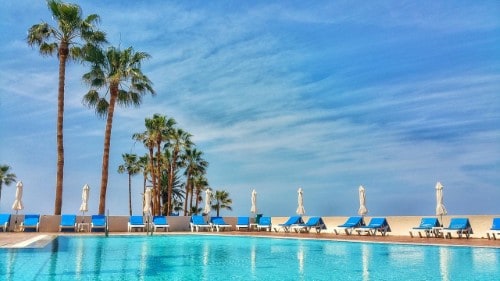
[1,231,499,248]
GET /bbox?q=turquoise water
[0,235,499,280]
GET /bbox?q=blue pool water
[0,235,499,280]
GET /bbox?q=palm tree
[192,175,209,214]
[165,128,192,215]
[83,46,155,214]
[211,190,232,217]
[137,154,150,194]
[0,165,17,206]
[182,148,208,215]
[117,153,140,216]
[133,124,157,212]
[27,0,106,215]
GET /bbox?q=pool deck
[1,231,499,249]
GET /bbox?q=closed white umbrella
[79,184,90,216]
[296,187,305,215]
[143,188,152,233]
[358,185,368,216]
[143,188,152,215]
[250,189,257,214]
[12,181,24,213]
[203,189,212,215]
[435,182,447,226]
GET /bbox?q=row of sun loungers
[1,213,499,239]
[128,215,170,232]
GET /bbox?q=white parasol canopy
[296,187,305,215]
[79,184,90,215]
[358,185,368,216]
[250,189,257,214]
[143,188,152,215]
[12,181,24,212]
[203,189,212,215]
[435,182,447,224]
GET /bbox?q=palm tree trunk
[148,147,157,214]
[98,84,118,214]
[128,173,132,216]
[54,43,68,215]
[156,142,162,215]
[183,172,190,215]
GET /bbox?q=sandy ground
[1,230,499,249]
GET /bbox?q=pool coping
[1,231,499,249]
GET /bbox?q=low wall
[3,215,498,239]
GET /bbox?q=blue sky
[1,1,499,217]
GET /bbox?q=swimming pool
[1,235,499,280]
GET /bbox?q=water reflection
[138,240,149,281]
[75,238,84,279]
[250,242,256,274]
[439,247,450,281]
[361,244,370,281]
[297,243,304,275]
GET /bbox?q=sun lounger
[91,215,107,232]
[442,218,473,239]
[210,216,232,232]
[190,215,212,232]
[334,216,365,235]
[59,214,77,232]
[128,215,145,232]
[152,216,170,232]
[256,216,272,231]
[291,216,327,233]
[22,214,40,232]
[235,216,250,231]
[354,217,391,236]
[273,216,303,232]
[409,217,441,238]
[486,218,500,240]
[0,214,11,232]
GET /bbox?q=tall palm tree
[192,175,209,214]
[137,154,150,194]
[83,46,155,214]
[133,124,157,211]
[27,0,106,215]
[151,114,176,215]
[117,153,140,216]
[165,128,192,215]
[182,148,208,215]
[0,165,17,206]
[212,190,232,217]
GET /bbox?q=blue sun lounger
[210,217,232,232]
[291,216,327,233]
[442,218,473,239]
[334,216,365,235]
[91,215,107,232]
[235,216,250,231]
[0,214,11,232]
[22,214,40,232]
[355,217,391,236]
[59,214,77,232]
[190,215,212,232]
[273,216,303,232]
[128,215,145,232]
[486,218,500,240]
[409,217,441,238]
[152,216,170,232]
[257,216,272,232]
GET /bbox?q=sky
[1,1,499,217]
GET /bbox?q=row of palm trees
[118,114,233,217]
[25,1,232,217]
[27,0,153,214]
